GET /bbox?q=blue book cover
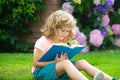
[39,44,85,61]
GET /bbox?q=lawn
[0,49,120,80]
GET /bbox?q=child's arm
[33,48,55,68]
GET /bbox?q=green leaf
[101,0,106,5]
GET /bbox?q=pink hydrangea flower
[89,29,104,47]
[75,32,87,45]
[112,24,120,35]
[101,14,110,27]
[89,29,101,36]
[81,46,90,53]
[73,26,80,34]
[73,26,87,45]
[62,2,74,14]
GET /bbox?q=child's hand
[55,53,68,62]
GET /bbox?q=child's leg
[56,60,88,80]
[75,59,113,80]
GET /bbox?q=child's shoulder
[38,35,46,40]
[36,35,54,47]
[35,36,54,53]
[37,36,48,42]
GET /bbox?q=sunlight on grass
[0,49,120,80]
[0,53,34,80]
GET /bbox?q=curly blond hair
[41,10,76,43]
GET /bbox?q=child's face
[57,27,71,41]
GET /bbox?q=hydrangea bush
[61,0,120,51]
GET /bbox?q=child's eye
[60,29,70,33]
[66,30,70,32]
[61,29,65,32]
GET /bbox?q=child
[32,10,117,80]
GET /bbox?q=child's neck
[55,40,63,43]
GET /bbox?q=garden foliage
[0,0,46,52]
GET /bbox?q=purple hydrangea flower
[101,14,110,27]
[105,1,113,8]
[81,46,90,53]
[89,29,104,47]
[95,4,108,14]
[89,29,101,36]
[102,7,108,14]
[112,24,120,35]
[73,26,80,35]
[106,0,114,5]
[95,4,104,11]
[75,32,87,45]
[73,26,87,45]
[62,2,74,14]
[101,29,108,37]
[106,25,111,30]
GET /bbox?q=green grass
[0,49,120,80]
[0,53,34,80]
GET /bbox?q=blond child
[32,10,116,80]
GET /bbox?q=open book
[39,44,85,61]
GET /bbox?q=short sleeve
[34,36,54,53]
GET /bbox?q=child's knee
[56,60,73,71]
[62,60,71,64]
[75,59,89,67]
[77,59,88,64]
[59,60,73,67]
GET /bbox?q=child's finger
[55,54,59,59]
[62,53,67,59]
[60,52,64,58]
[64,53,68,59]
